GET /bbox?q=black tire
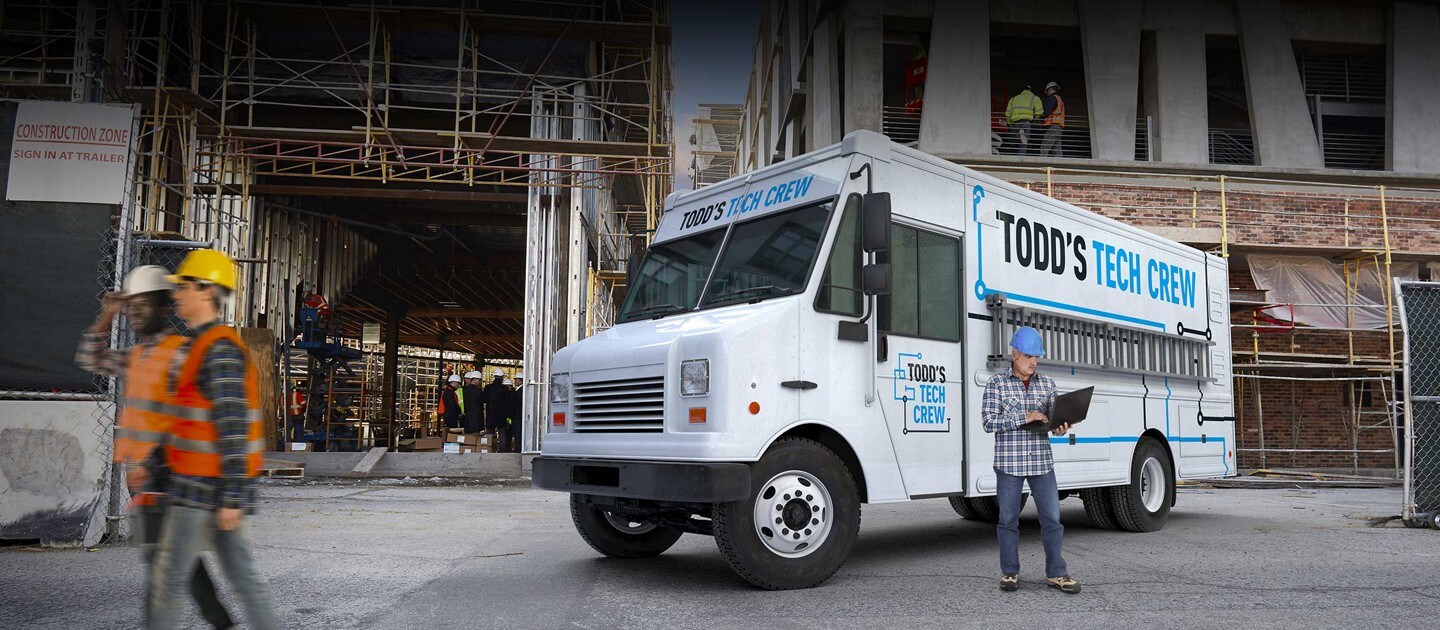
[1080,487,1120,530]
[948,496,983,520]
[951,494,1026,522]
[1401,515,1425,529]
[712,438,861,590]
[569,493,683,559]
[1109,438,1174,532]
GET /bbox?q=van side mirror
[862,263,891,296]
[862,192,891,253]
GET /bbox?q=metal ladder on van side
[986,294,1215,382]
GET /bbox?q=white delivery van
[533,131,1235,590]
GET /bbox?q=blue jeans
[149,506,279,630]
[996,469,1068,578]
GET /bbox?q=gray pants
[149,505,279,630]
[1040,124,1064,157]
[1010,120,1033,155]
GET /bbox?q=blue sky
[671,1,763,190]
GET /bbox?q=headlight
[550,373,571,404]
[680,359,710,397]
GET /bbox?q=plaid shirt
[982,368,1058,477]
[77,322,257,512]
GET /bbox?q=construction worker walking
[1005,85,1044,155]
[76,265,236,629]
[1039,82,1066,157]
[146,249,280,630]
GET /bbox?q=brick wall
[1002,179,1432,470]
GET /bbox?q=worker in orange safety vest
[76,265,235,629]
[145,249,279,630]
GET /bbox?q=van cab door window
[815,195,864,316]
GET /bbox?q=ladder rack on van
[986,294,1216,382]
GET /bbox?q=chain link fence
[1398,280,1440,527]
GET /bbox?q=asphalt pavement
[2,478,1437,629]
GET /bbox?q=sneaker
[1046,575,1081,594]
[1000,574,1019,591]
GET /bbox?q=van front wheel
[712,438,861,590]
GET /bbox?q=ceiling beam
[244,184,527,204]
[398,334,523,344]
[338,306,523,319]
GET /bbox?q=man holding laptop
[981,326,1082,594]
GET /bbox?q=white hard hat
[1045,81,1059,90]
[447,374,462,383]
[503,378,513,386]
[514,373,524,380]
[464,370,482,380]
[493,369,505,377]
[121,265,174,296]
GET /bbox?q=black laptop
[1023,386,1094,432]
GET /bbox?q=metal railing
[1321,131,1386,171]
[1300,54,1385,103]
[1209,128,1255,166]
[882,107,1153,161]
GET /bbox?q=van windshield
[618,201,834,323]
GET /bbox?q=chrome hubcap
[1140,457,1166,512]
[752,470,833,558]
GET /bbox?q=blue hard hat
[1010,326,1045,356]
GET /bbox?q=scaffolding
[997,166,1433,475]
[1,0,675,453]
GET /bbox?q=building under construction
[0,0,672,472]
[731,0,1440,474]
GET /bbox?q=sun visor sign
[655,160,847,243]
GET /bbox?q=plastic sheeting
[1247,255,1417,329]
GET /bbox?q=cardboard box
[457,433,487,446]
[287,442,313,452]
[460,444,491,454]
[443,442,461,454]
[399,436,444,452]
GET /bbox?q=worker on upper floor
[461,370,486,434]
[1039,81,1066,157]
[1005,85,1044,155]
[147,248,280,629]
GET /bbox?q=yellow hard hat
[168,248,238,290]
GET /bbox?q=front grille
[572,374,666,433]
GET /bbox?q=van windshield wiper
[626,302,689,320]
[707,285,795,304]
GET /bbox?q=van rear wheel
[1109,438,1174,532]
[1080,488,1120,530]
[949,494,1026,522]
[569,494,683,559]
[712,438,861,590]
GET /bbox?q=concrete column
[918,0,991,156]
[808,12,842,150]
[1148,27,1209,163]
[381,308,401,447]
[1080,0,1143,161]
[1387,1,1440,173]
[1235,0,1322,168]
[842,3,883,134]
